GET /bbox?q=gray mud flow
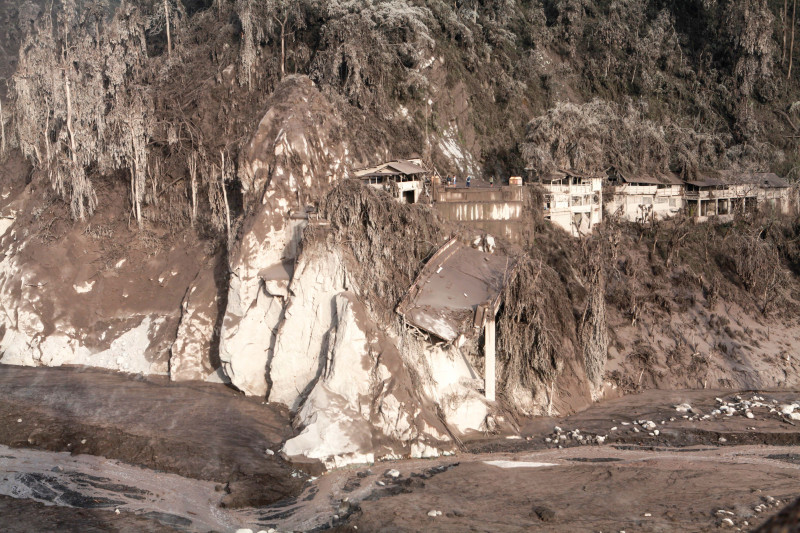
[0,365,306,509]
[0,365,799,532]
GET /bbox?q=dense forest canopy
[1,0,800,228]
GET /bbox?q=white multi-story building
[533,169,603,236]
[604,167,684,222]
[352,159,427,204]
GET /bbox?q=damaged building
[530,169,604,236]
[352,158,428,204]
[606,168,792,223]
[431,179,527,241]
[604,167,684,222]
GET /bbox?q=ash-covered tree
[235,0,310,89]
[309,0,435,110]
[718,0,776,98]
[13,0,100,218]
[521,99,779,179]
[12,0,152,221]
[146,0,184,58]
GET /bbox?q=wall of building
[433,186,527,241]
[542,178,603,236]
[606,184,683,222]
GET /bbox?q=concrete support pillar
[485,315,496,402]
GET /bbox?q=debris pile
[543,426,608,447]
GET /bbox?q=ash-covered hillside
[0,0,799,469]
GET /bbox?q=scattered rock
[532,505,556,522]
[385,469,401,479]
[675,403,692,413]
[720,517,734,527]
[427,510,442,517]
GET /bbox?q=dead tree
[188,151,198,226]
[0,98,5,155]
[148,0,182,59]
[220,150,231,241]
[784,0,789,64]
[790,0,797,79]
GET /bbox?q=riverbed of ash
[0,365,797,532]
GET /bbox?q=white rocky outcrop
[275,241,492,468]
[281,290,456,468]
[218,76,350,396]
[268,247,348,409]
[170,263,221,381]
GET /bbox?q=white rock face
[282,291,449,468]
[218,76,349,396]
[268,248,347,409]
[280,292,377,467]
[277,246,492,468]
[170,264,220,381]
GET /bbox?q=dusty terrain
[0,365,797,532]
[0,365,305,510]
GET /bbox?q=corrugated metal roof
[684,179,725,188]
[385,160,428,175]
[352,159,428,178]
[716,170,790,188]
[759,173,790,188]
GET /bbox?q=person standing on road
[466,175,472,188]
[490,176,494,187]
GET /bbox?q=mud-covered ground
[0,365,798,532]
[0,365,306,510]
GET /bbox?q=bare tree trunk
[188,152,198,227]
[0,98,5,156]
[275,13,288,79]
[790,0,797,79]
[784,0,789,64]
[64,73,77,165]
[44,113,50,163]
[220,151,231,241]
[131,130,142,227]
[280,19,286,79]
[164,0,172,58]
